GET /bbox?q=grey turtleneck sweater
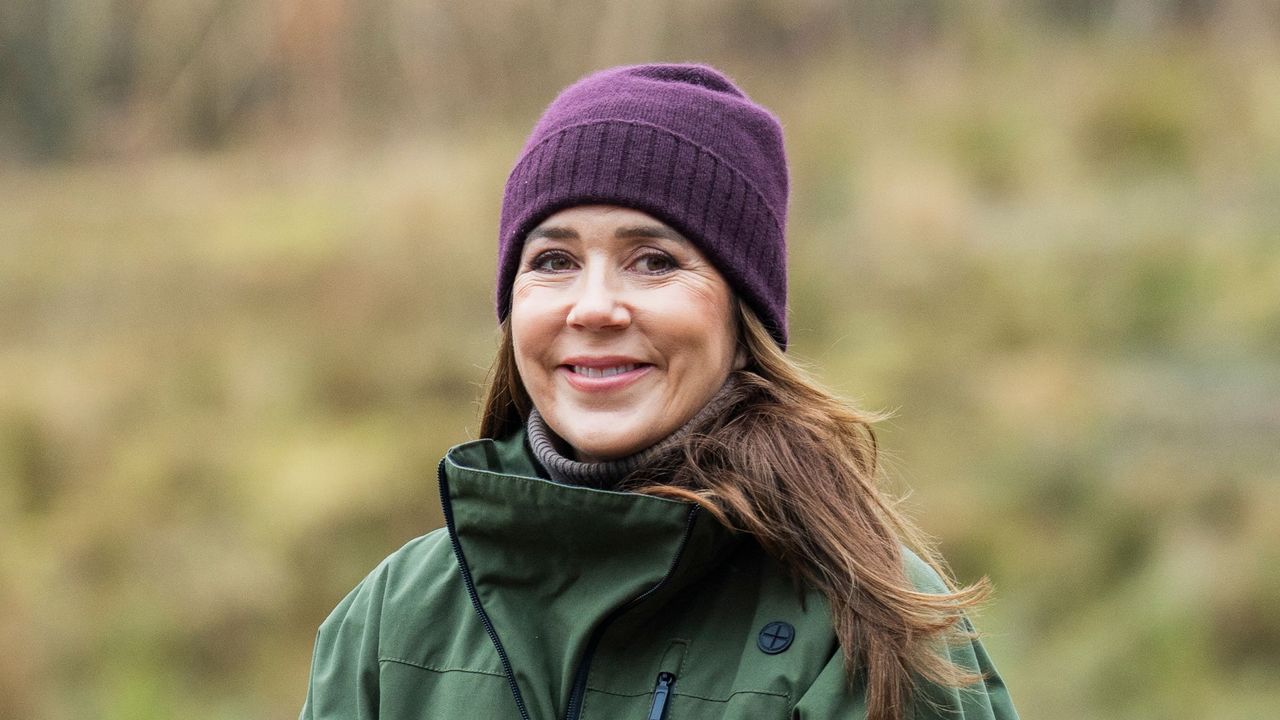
[525,376,741,488]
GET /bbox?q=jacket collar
[439,431,738,719]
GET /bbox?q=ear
[732,344,748,371]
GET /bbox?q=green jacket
[301,433,1018,719]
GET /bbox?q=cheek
[694,283,736,345]
[510,289,563,380]
[511,285,548,336]
[511,320,543,380]
[651,288,736,366]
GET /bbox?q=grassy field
[2,8,1279,719]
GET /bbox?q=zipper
[438,460,532,720]
[562,507,701,720]
[647,672,676,720]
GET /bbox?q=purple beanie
[496,64,790,348]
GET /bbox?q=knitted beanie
[496,64,790,348]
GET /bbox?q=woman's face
[511,205,742,462]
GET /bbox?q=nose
[565,263,630,331]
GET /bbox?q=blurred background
[2,1,1279,718]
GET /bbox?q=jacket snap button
[757,621,794,654]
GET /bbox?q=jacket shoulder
[379,527,455,587]
[901,545,952,595]
[302,529,466,719]
[791,547,1019,719]
[314,528,454,636]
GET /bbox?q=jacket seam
[378,656,507,680]
[583,686,791,704]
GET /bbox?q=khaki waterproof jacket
[301,432,1019,720]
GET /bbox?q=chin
[563,427,650,462]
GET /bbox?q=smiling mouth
[571,363,642,378]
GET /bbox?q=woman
[302,64,1018,720]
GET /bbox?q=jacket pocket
[644,641,687,720]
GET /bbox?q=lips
[559,357,653,392]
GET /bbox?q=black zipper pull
[647,671,676,720]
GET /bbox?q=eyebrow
[526,226,579,241]
[614,224,689,244]
[526,223,689,244]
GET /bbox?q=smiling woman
[301,64,1019,720]
[512,206,743,461]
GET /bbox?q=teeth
[573,363,638,378]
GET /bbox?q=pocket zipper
[646,671,676,720]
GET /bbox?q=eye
[530,250,575,273]
[633,251,678,275]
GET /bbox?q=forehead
[539,204,660,227]
[526,205,689,246]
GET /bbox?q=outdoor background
[2,1,1279,718]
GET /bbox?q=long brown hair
[479,304,990,720]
